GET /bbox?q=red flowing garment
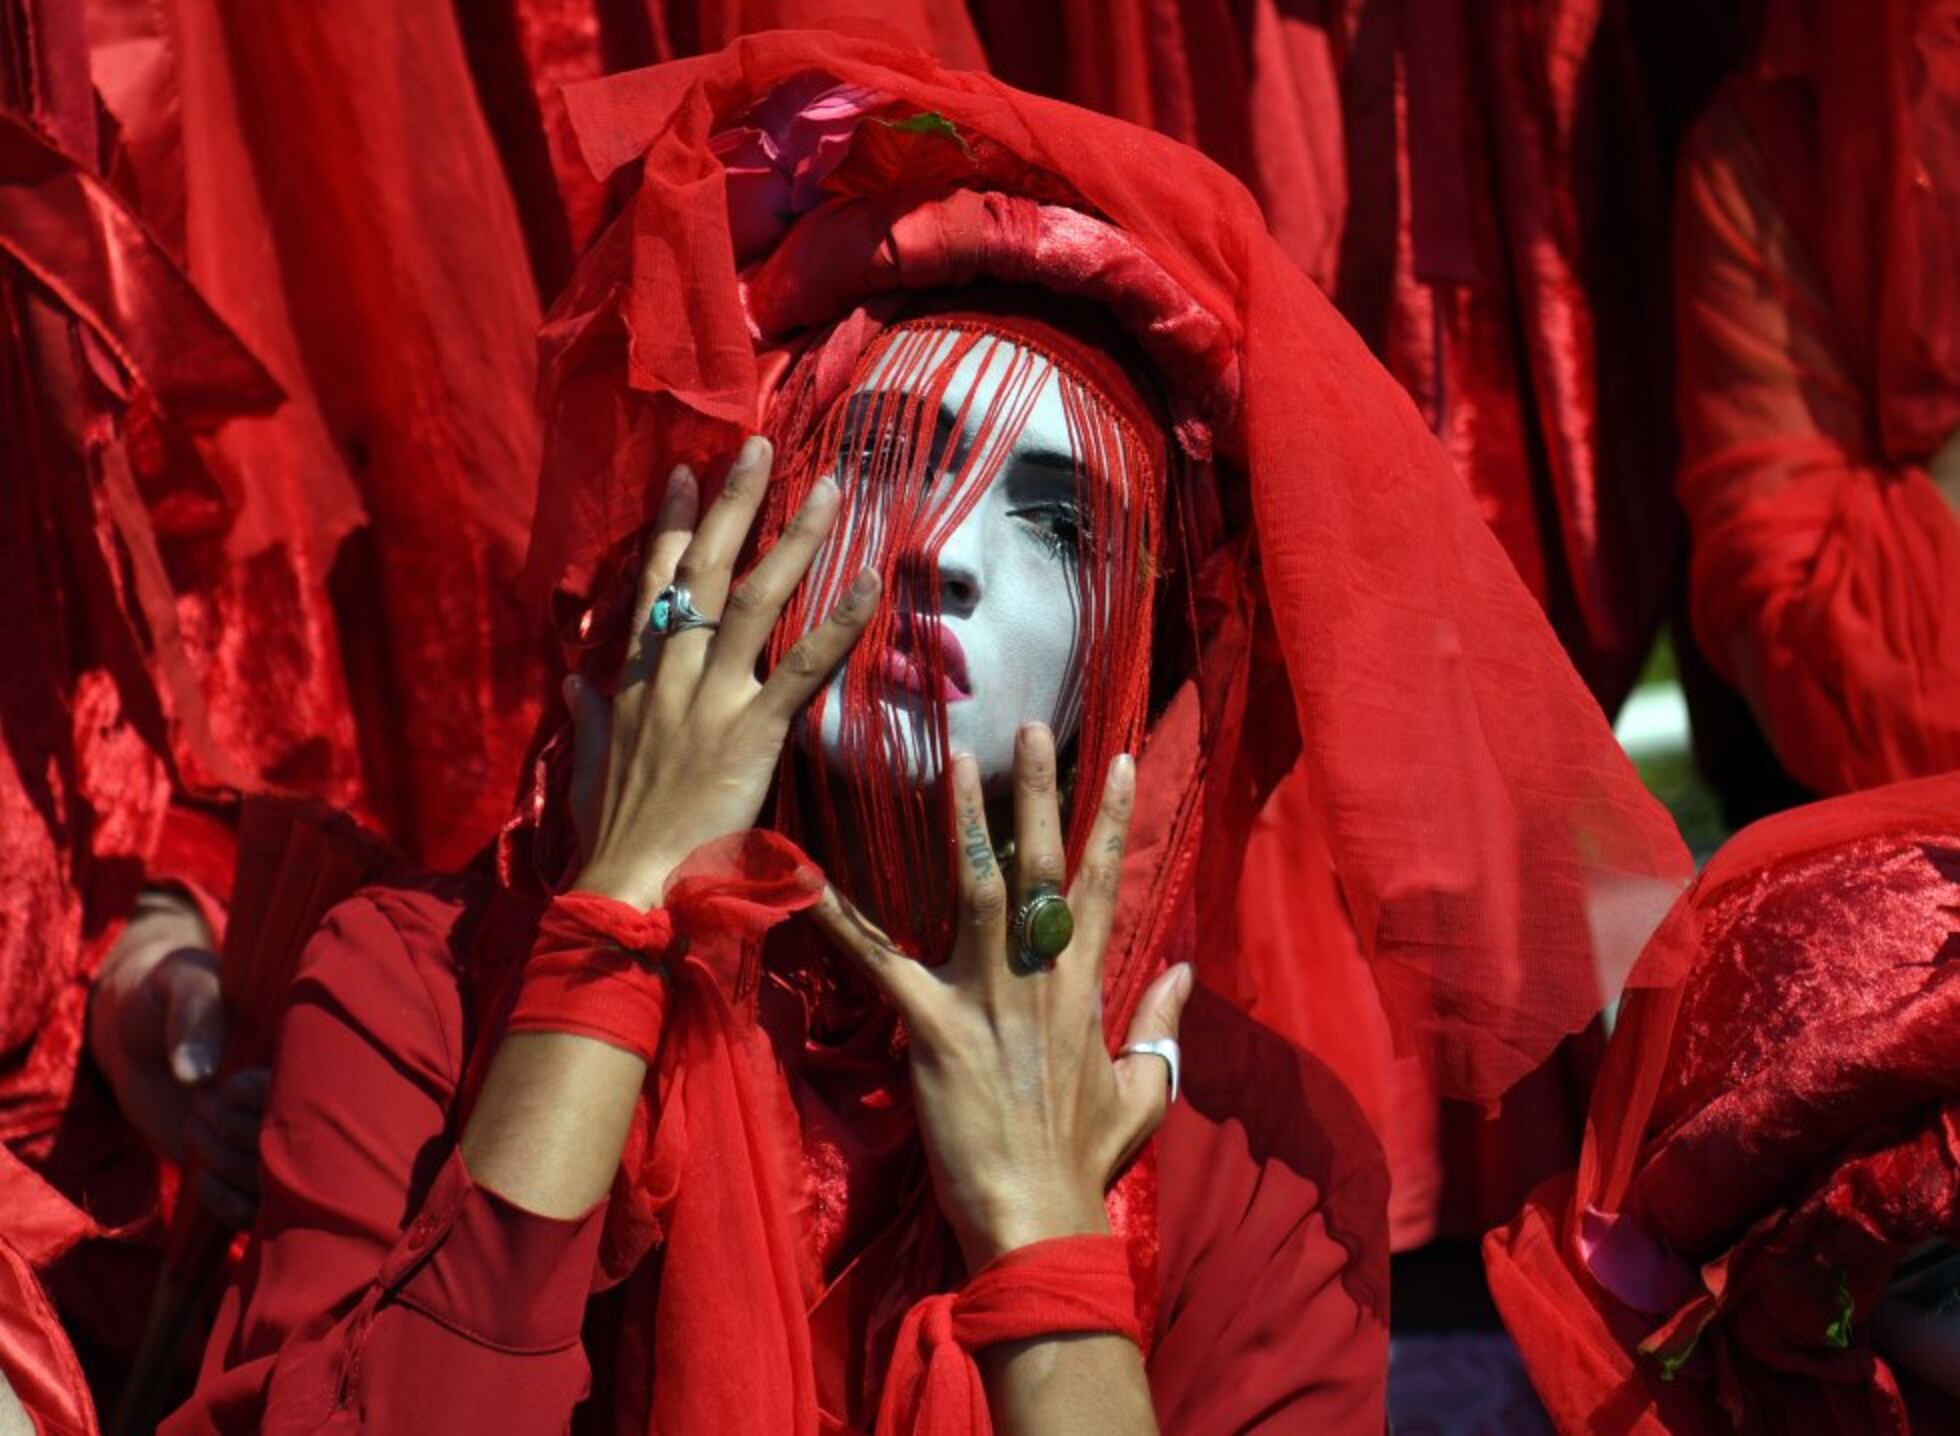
[0,0,290,1418]
[1676,0,1960,797]
[1486,769,1960,1433]
[168,31,1687,1435]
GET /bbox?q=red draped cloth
[1487,770,1960,1433]
[85,0,551,867]
[450,0,1690,1245]
[0,0,291,1417]
[1676,0,1960,797]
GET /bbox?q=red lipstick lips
[879,612,971,703]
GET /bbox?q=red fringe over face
[759,313,1165,959]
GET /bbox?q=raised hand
[813,722,1193,1266]
[567,436,880,908]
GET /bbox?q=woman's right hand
[567,436,880,910]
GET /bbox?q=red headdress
[1487,770,1960,1433]
[499,29,1691,1432]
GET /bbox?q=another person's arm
[1675,94,1960,793]
[89,887,265,1229]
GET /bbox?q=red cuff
[505,831,823,1062]
[874,1235,1143,1435]
[390,1150,606,1353]
[147,803,240,945]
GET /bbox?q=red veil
[485,37,1691,1425]
[1486,770,1960,1432]
[528,27,1689,1121]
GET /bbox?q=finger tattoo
[960,805,996,881]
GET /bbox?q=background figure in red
[86,0,550,868]
[1487,770,1960,1433]
[1675,0,1960,801]
[1,0,284,1422]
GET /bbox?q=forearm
[459,1031,647,1218]
[983,1332,1157,1435]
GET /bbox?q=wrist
[567,858,678,912]
[955,1182,1111,1269]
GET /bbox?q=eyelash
[842,422,1091,562]
[1011,503,1088,563]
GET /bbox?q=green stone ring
[1010,887,1074,974]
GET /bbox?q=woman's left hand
[814,722,1193,1267]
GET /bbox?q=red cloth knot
[875,1235,1142,1435]
[507,830,823,1061]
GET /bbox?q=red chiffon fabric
[1675,3,1960,796]
[442,1,1692,1244]
[1486,770,1960,1433]
[537,27,1690,1116]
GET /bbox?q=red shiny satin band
[505,892,676,1062]
[875,1235,1143,1435]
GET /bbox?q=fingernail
[561,674,581,710]
[739,435,769,467]
[1173,963,1194,999]
[1110,752,1136,790]
[807,477,839,506]
[173,1042,218,1085]
[850,567,879,598]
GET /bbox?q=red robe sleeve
[1146,989,1391,1434]
[1675,92,1960,795]
[163,886,606,1436]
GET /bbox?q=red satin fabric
[1486,771,1960,1433]
[874,1236,1141,1435]
[1676,24,1960,796]
[86,0,549,866]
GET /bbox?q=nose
[895,513,983,614]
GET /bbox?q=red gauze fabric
[1486,770,1960,1433]
[534,28,1690,1111]
[875,1236,1142,1436]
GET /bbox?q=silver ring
[649,583,718,638]
[1118,1037,1180,1105]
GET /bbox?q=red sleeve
[165,888,606,1436]
[1675,91,1960,795]
[1145,989,1391,1434]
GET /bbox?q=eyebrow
[851,388,1111,489]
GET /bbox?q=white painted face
[804,328,1118,787]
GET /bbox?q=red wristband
[504,831,825,1062]
[875,1234,1143,1435]
[504,892,675,1061]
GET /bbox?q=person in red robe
[411,0,1697,1286]
[1485,768,1960,1433]
[160,33,1689,1433]
[1674,0,1960,799]
[0,0,303,1422]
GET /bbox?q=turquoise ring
[648,583,717,638]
